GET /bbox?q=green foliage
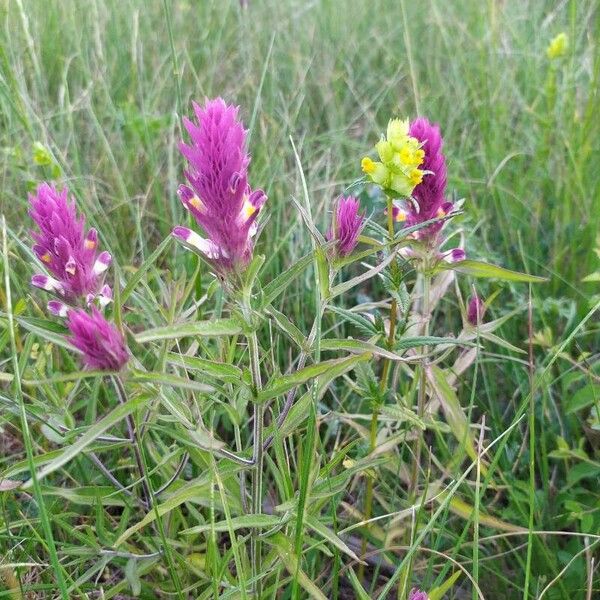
[0,0,599,598]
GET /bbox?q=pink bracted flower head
[408,589,429,600]
[173,98,267,273]
[327,196,364,257]
[467,293,486,325]
[391,117,453,243]
[29,183,112,310]
[66,307,129,371]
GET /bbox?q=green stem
[523,286,536,600]
[113,377,152,509]
[401,270,430,600]
[248,331,264,597]
[360,195,398,582]
[409,271,431,500]
[292,302,323,600]
[113,376,184,599]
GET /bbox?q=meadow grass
[1,0,599,598]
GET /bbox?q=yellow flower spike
[41,252,52,263]
[84,239,96,250]
[436,206,446,218]
[362,116,425,198]
[547,32,568,59]
[361,156,376,174]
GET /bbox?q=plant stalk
[112,376,185,598]
[360,195,398,581]
[248,331,264,596]
[113,376,152,509]
[409,270,431,500]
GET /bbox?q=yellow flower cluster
[361,118,425,198]
[547,33,568,60]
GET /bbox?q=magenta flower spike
[467,293,486,325]
[388,118,453,241]
[29,182,112,312]
[406,117,450,239]
[327,196,364,257]
[173,98,267,273]
[408,589,429,600]
[66,307,129,371]
[388,117,464,261]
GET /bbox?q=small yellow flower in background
[547,32,568,59]
[361,117,425,198]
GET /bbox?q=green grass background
[1,0,599,598]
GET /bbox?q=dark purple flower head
[393,117,451,241]
[327,196,364,257]
[408,589,428,600]
[29,183,112,307]
[174,98,266,272]
[467,293,486,325]
[66,307,129,371]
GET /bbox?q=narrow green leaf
[155,388,194,428]
[262,251,313,306]
[114,464,243,546]
[165,352,243,382]
[379,404,426,429]
[321,337,463,361]
[42,485,126,506]
[180,514,288,536]
[121,235,172,302]
[16,316,71,350]
[304,515,361,563]
[441,259,547,282]
[129,370,214,393]
[115,483,212,546]
[396,336,468,350]
[269,533,328,600]
[330,250,397,299]
[346,567,372,600]
[23,393,148,489]
[428,571,461,600]
[265,305,308,351]
[266,353,372,441]
[135,318,241,343]
[445,495,526,533]
[582,272,600,282]
[565,384,600,414]
[427,366,481,468]
[320,338,407,361]
[326,305,378,337]
[258,354,371,403]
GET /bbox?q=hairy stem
[409,271,431,500]
[262,313,321,452]
[112,376,185,598]
[113,376,153,509]
[360,195,398,580]
[248,331,264,596]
